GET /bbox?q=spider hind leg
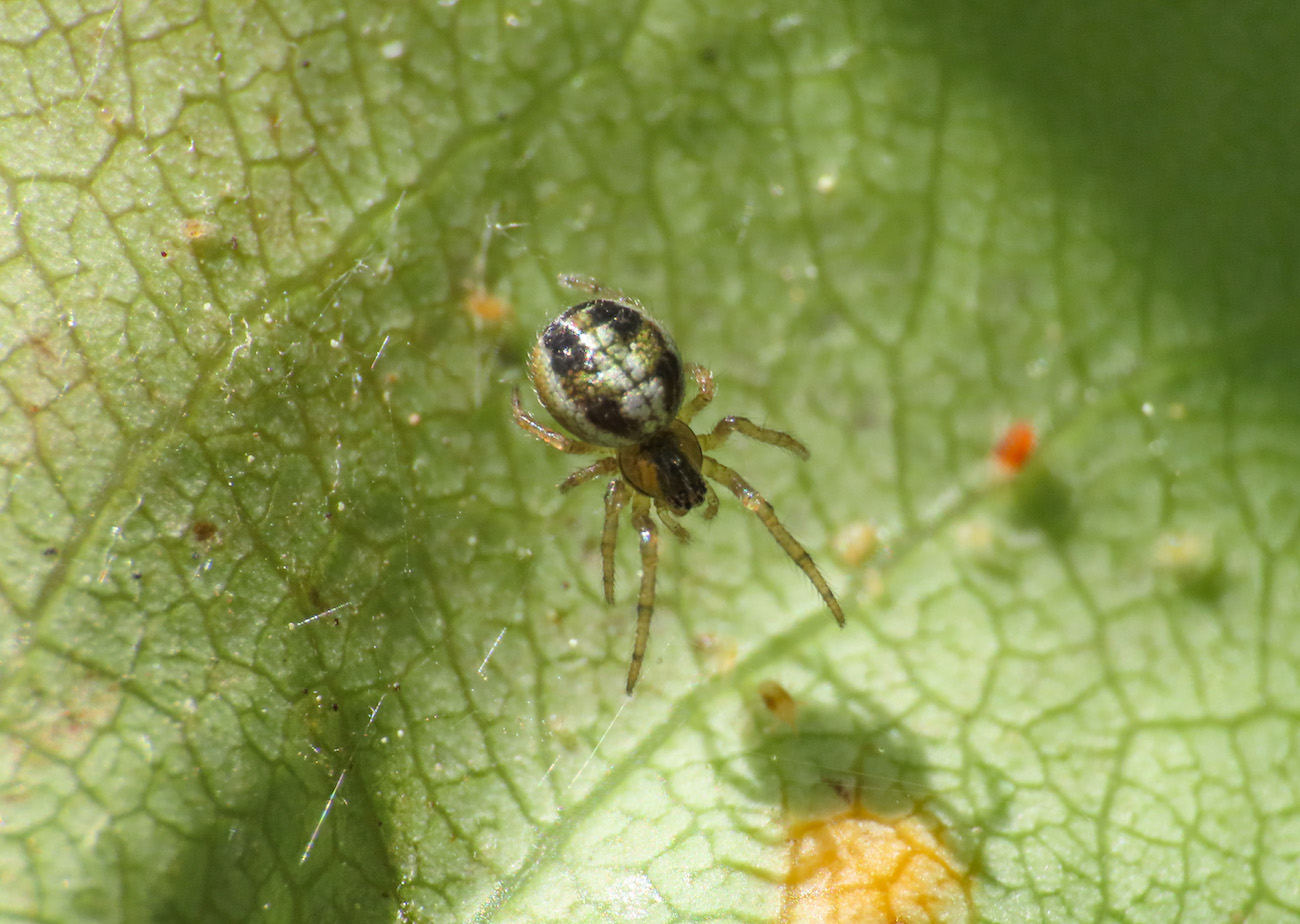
[626,493,660,694]
[601,479,631,604]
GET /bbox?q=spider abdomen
[529,299,685,447]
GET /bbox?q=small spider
[513,281,844,694]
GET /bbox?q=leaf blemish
[191,520,218,542]
[782,797,974,924]
[758,679,799,730]
[992,420,1038,474]
[1154,529,1225,600]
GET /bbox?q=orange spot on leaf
[783,803,974,924]
[464,286,511,326]
[993,421,1037,472]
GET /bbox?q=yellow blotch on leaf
[693,632,738,676]
[180,218,218,242]
[463,285,512,326]
[782,804,973,924]
[831,521,880,569]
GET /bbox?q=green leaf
[3,1,1299,921]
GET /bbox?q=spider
[512,284,844,693]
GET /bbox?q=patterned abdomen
[529,299,685,446]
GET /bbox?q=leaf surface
[2,2,1299,922]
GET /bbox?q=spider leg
[626,493,659,694]
[679,364,716,424]
[699,415,810,459]
[701,456,844,627]
[560,457,619,493]
[602,479,631,604]
[655,503,693,543]
[512,388,603,454]
[557,274,642,310]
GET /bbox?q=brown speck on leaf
[192,521,218,542]
[759,679,799,729]
[824,777,853,804]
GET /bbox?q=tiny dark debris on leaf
[191,520,218,542]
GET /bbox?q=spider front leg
[679,364,716,424]
[512,387,604,455]
[701,456,845,627]
[557,273,642,310]
[699,415,810,460]
[626,493,659,695]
